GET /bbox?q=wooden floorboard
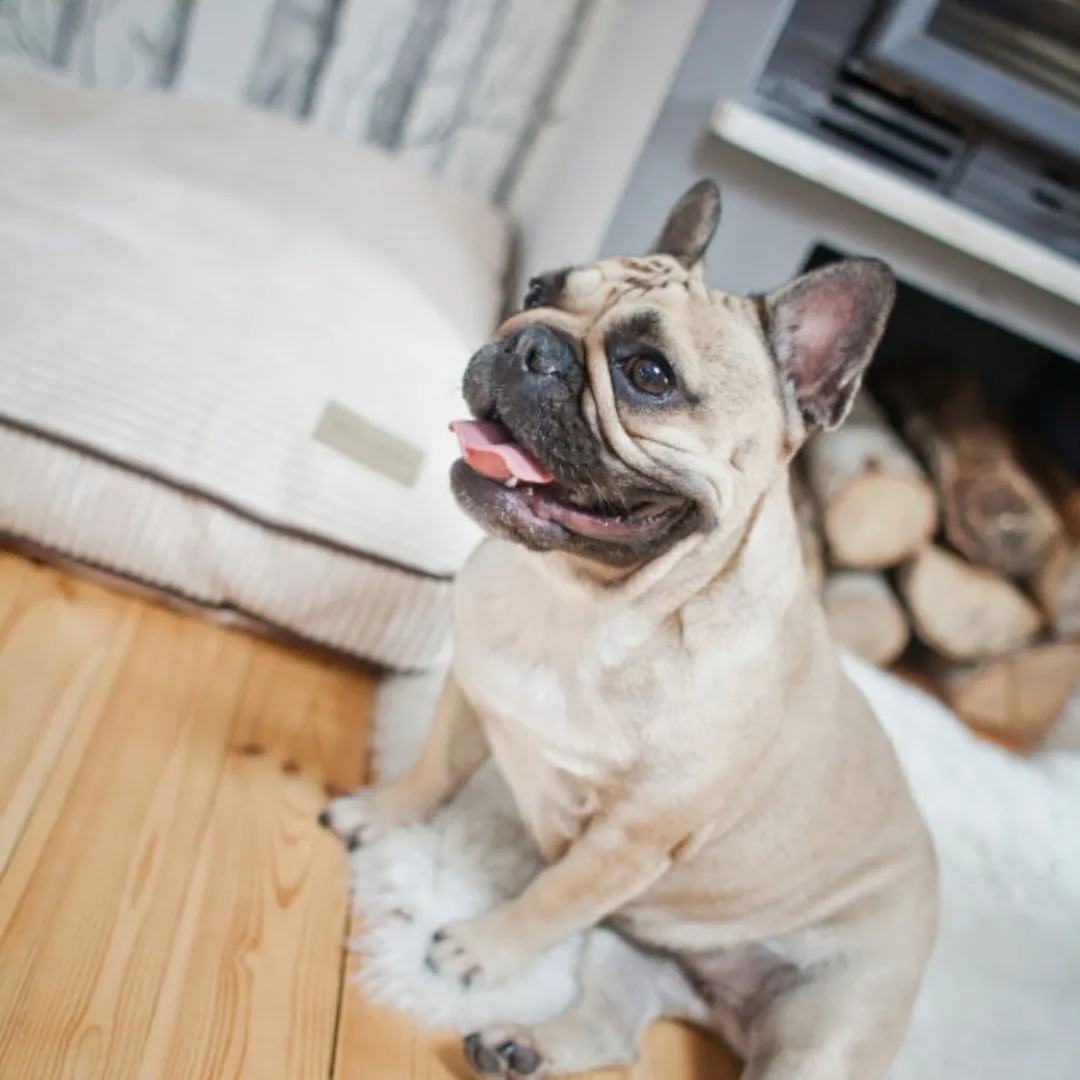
[0,591,253,1078]
[0,569,136,877]
[140,647,370,1080]
[335,966,473,1080]
[0,552,741,1080]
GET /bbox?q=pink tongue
[450,420,554,484]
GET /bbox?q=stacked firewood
[795,361,1080,751]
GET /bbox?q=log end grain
[824,474,937,569]
[943,642,1080,745]
[898,545,1043,662]
[824,572,910,667]
[1031,538,1080,639]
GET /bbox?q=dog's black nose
[508,324,575,379]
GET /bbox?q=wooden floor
[0,552,741,1079]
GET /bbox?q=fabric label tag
[313,401,425,487]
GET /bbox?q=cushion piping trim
[0,412,456,583]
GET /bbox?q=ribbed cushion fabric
[0,63,510,669]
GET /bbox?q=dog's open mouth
[450,419,688,541]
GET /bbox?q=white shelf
[710,100,1080,310]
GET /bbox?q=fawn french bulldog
[323,180,937,1079]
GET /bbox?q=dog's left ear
[650,179,721,270]
[763,258,896,432]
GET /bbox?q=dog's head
[450,180,895,567]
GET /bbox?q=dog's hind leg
[738,950,927,1080]
[461,928,709,1079]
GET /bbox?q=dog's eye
[523,278,545,310]
[626,355,674,396]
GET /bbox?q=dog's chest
[452,545,642,856]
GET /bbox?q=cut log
[1033,539,1080,639]
[897,545,1043,661]
[877,365,1060,577]
[942,642,1080,746]
[802,393,937,569]
[1024,453,1080,638]
[823,571,910,667]
[790,468,824,596]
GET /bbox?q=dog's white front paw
[317,789,394,850]
[424,914,529,990]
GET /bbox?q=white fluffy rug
[349,653,1080,1078]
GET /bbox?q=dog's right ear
[650,179,721,270]
[762,258,896,434]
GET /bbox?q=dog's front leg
[425,791,700,987]
[320,671,488,849]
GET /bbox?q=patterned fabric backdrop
[0,0,620,211]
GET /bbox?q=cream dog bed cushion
[0,64,510,669]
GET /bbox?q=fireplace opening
[795,244,1080,751]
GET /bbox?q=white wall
[511,0,707,299]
